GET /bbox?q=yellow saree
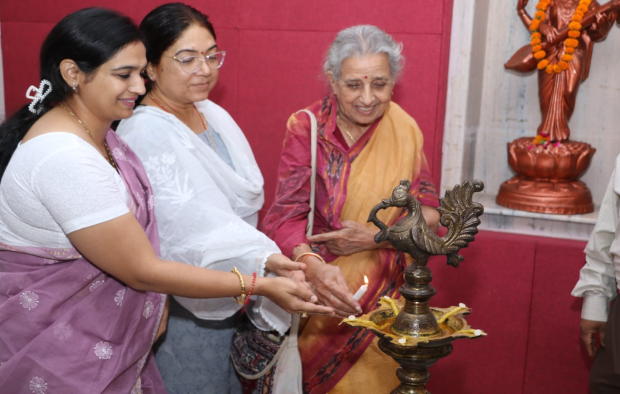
[298,101,433,393]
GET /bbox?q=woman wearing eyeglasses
[115,3,318,393]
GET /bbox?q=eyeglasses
[168,51,226,74]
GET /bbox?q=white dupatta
[117,100,290,334]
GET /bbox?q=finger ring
[301,312,308,318]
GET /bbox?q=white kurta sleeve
[572,162,620,322]
[118,108,290,333]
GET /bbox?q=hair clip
[26,79,52,115]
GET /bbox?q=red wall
[427,231,591,394]
[0,0,453,215]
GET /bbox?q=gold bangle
[231,267,246,304]
[295,252,326,264]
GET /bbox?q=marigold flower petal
[534,11,546,20]
[536,0,550,10]
[525,0,587,76]
[569,21,582,30]
[537,59,550,69]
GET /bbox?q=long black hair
[0,7,142,180]
[140,3,216,66]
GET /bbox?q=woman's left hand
[307,220,377,256]
[265,253,307,283]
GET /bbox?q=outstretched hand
[307,220,377,256]
[305,259,362,318]
[265,253,306,283]
[517,0,529,11]
[580,318,606,357]
[257,276,335,316]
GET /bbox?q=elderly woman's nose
[360,85,374,104]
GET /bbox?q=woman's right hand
[305,257,362,318]
[265,253,306,283]
[255,276,335,316]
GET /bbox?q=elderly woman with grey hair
[262,25,441,393]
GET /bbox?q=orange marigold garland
[529,0,592,74]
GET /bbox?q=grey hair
[323,25,404,82]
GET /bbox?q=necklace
[337,115,357,143]
[149,93,169,113]
[193,107,217,153]
[58,102,119,172]
[529,0,590,74]
[149,93,217,153]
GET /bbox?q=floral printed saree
[0,131,167,394]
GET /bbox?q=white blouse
[0,132,131,249]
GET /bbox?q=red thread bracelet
[244,272,257,306]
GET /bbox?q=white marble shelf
[471,193,597,241]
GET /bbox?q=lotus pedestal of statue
[345,179,485,394]
[496,137,596,215]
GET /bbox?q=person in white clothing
[573,153,620,392]
[116,4,317,393]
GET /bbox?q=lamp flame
[364,275,369,285]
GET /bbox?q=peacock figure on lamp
[498,0,620,214]
[344,179,485,394]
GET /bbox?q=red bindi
[364,76,368,79]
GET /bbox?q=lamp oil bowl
[345,179,485,394]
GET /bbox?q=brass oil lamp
[345,179,485,393]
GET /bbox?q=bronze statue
[507,0,619,142]
[497,0,619,214]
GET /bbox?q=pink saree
[0,131,167,394]
[262,95,439,393]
